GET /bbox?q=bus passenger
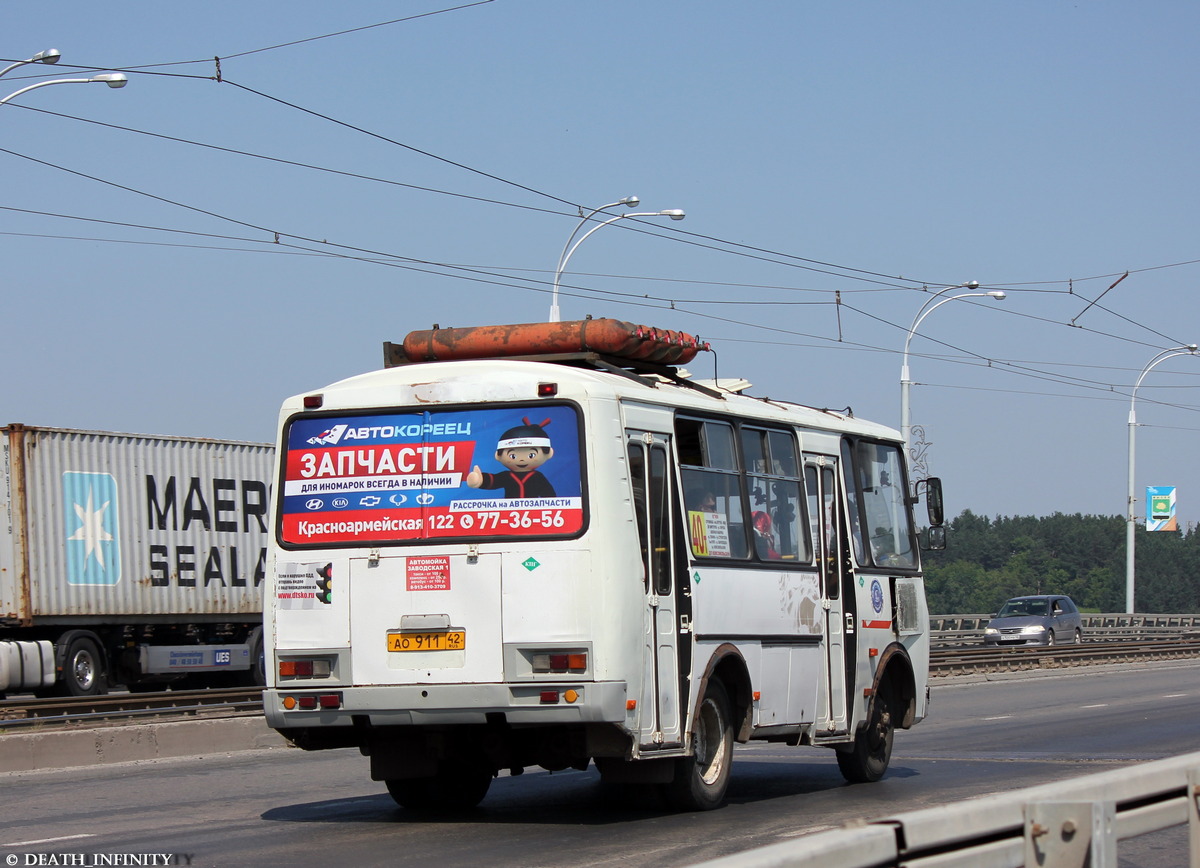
[752,511,780,559]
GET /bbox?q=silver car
[982,595,1083,646]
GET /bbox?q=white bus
[263,319,944,812]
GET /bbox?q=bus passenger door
[627,431,683,748]
[806,458,848,734]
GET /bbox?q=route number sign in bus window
[279,404,583,546]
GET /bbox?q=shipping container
[0,424,273,696]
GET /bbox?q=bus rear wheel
[666,679,734,811]
[837,681,893,783]
[385,760,493,812]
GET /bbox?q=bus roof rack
[383,344,724,399]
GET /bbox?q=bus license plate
[387,631,466,652]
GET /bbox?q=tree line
[921,510,1200,615]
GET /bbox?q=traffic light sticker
[275,562,335,609]
[407,556,451,591]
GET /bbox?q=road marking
[983,715,1012,720]
[1081,704,1108,709]
[1163,693,1188,698]
[5,834,95,847]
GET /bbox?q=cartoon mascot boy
[465,418,557,498]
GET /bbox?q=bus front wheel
[666,679,734,811]
[836,681,894,783]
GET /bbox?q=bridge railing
[693,750,1200,868]
[931,612,1200,647]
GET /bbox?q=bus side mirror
[923,524,947,551]
[923,477,944,527]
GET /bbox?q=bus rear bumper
[264,681,630,730]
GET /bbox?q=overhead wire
[3,19,1199,405]
[6,74,1197,332]
[2,131,1194,383]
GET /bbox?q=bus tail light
[282,693,342,711]
[279,658,332,679]
[530,650,587,673]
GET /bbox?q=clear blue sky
[5,1,1199,526]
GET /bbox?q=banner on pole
[1146,486,1177,531]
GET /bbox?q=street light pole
[549,207,685,323]
[549,196,639,322]
[1,72,127,106]
[1125,344,1199,613]
[900,282,1006,460]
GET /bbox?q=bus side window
[628,443,650,588]
[676,417,748,559]
[743,427,808,563]
[649,445,673,596]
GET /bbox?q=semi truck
[0,424,273,696]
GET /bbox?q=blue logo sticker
[63,472,121,586]
[871,579,884,614]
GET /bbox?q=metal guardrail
[694,750,1200,867]
[930,640,1200,676]
[932,612,1200,631]
[932,611,1200,648]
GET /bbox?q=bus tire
[385,760,493,812]
[837,681,894,783]
[666,679,734,811]
[59,634,108,697]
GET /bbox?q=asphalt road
[2,661,1197,868]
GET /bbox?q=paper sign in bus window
[689,510,732,558]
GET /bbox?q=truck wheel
[61,635,107,696]
[385,760,493,811]
[665,678,735,811]
[836,680,894,783]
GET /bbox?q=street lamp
[549,196,639,322]
[0,49,62,80]
[549,206,685,323]
[1124,344,1199,612]
[900,282,1006,460]
[1,72,127,106]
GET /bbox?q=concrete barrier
[0,714,290,774]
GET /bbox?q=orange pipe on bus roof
[399,319,710,365]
